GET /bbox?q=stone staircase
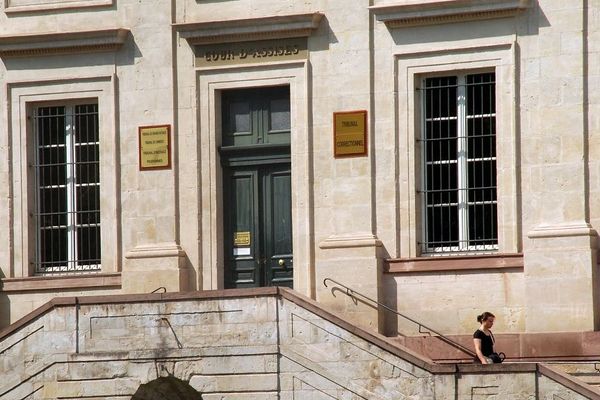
[549,363,600,390]
[0,287,598,399]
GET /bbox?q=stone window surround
[3,0,113,14]
[395,39,520,259]
[3,77,121,291]
[196,64,311,294]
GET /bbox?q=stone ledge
[1,273,121,292]
[527,223,598,239]
[385,253,523,273]
[174,13,324,45]
[125,243,186,259]
[370,0,530,28]
[318,233,382,249]
[0,28,129,58]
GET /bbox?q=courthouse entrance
[220,86,293,288]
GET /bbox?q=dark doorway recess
[131,377,203,400]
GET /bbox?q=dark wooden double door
[221,86,293,288]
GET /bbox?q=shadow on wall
[0,270,9,329]
[132,377,203,400]
[388,0,550,47]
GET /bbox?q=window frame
[419,71,498,255]
[32,101,102,274]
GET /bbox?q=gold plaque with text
[333,110,368,157]
[139,125,171,170]
[234,231,251,246]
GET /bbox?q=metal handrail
[323,278,476,359]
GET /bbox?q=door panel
[224,169,260,288]
[264,166,293,287]
[221,86,290,147]
[223,164,293,288]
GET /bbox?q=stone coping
[174,13,324,45]
[386,253,524,273]
[370,0,530,28]
[1,273,121,292]
[0,28,129,58]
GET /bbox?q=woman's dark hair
[477,312,495,323]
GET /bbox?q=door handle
[278,259,285,267]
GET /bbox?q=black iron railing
[323,278,476,359]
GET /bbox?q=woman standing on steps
[473,311,503,364]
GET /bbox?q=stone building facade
[0,0,598,339]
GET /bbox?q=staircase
[0,287,598,399]
[548,363,600,390]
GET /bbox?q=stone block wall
[0,289,596,399]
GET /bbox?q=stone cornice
[370,0,530,28]
[0,28,129,58]
[174,12,324,45]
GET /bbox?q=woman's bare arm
[473,338,488,364]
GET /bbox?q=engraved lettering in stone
[220,50,234,60]
[198,40,304,65]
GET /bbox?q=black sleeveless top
[473,329,494,357]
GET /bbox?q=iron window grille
[33,104,101,274]
[420,72,498,254]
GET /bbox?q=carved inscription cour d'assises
[195,38,307,67]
